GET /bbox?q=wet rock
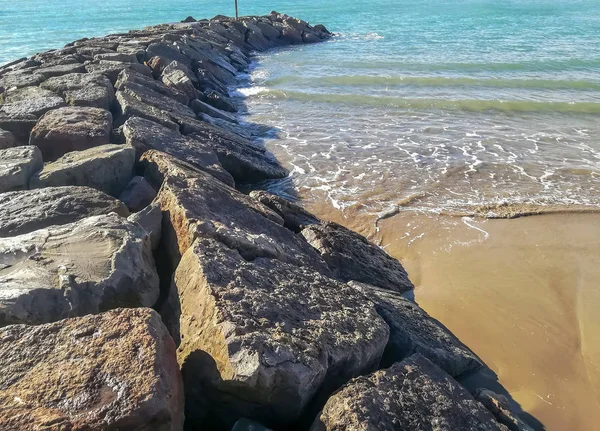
[188,124,287,183]
[196,68,230,94]
[198,114,253,139]
[255,21,283,42]
[0,146,42,193]
[190,98,237,122]
[249,190,320,232]
[201,89,237,112]
[85,60,152,84]
[30,144,135,197]
[123,116,233,186]
[41,72,115,110]
[0,213,159,326]
[174,237,389,428]
[475,389,535,431]
[301,221,414,293]
[198,58,237,86]
[116,67,190,105]
[350,281,483,376]
[119,175,158,212]
[0,186,129,237]
[0,308,184,429]
[154,172,332,272]
[128,202,162,251]
[29,106,113,161]
[312,354,509,431]
[0,129,15,149]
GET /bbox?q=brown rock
[312,354,509,431]
[175,237,389,428]
[475,389,535,431]
[301,221,414,293]
[29,106,113,162]
[0,308,184,430]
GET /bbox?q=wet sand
[306,202,600,431]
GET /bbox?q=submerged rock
[0,186,129,237]
[350,281,483,376]
[0,308,184,430]
[0,214,159,326]
[175,238,389,428]
[301,221,414,293]
[0,146,42,193]
[29,106,113,162]
[312,354,508,431]
[30,144,135,197]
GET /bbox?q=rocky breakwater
[0,11,533,431]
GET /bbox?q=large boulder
[0,213,159,326]
[123,116,234,186]
[188,123,288,183]
[174,237,389,428]
[154,170,328,272]
[250,190,320,232]
[0,186,129,237]
[30,144,135,197]
[0,308,184,430]
[29,106,113,161]
[116,68,190,106]
[0,128,15,149]
[0,146,42,193]
[301,221,414,293]
[311,354,509,431]
[350,281,483,376]
[41,72,115,110]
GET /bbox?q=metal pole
[235,0,239,19]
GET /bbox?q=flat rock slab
[0,308,184,430]
[116,68,190,106]
[0,213,159,326]
[30,144,135,197]
[41,72,115,110]
[29,106,113,162]
[0,146,42,193]
[175,238,389,428]
[154,167,328,272]
[311,354,509,431]
[0,186,129,237]
[123,116,234,186]
[350,281,483,376]
[301,221,414,293]
[85,60,153,84]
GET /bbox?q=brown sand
[306,202,600,431]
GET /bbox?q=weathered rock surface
[154,170,330,272]
[115,89,179,130]
[250,190,320,232]
[475,389,535,431]
[0,146,42,193]
[190,98,237,123]
[128,202,162,252]
[30,144,135,197]
[85,59,153,83]
[41,72,115,110]
[119,175,158,212]
[312,354,509,431]
[0,128,15,149]
[0,308,184,430]
[350,281,483,376]
[29,106,113,161]
[200,89,237,112]
[175,237,389,428]
[116,68,190,105]
[0,186,129,237]
[0,214,159,326]
[123,116,234,186]
[301,221,414,292]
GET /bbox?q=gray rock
[85,60,152,84]
[0,308,184,430]
[301,221,414,293]
[119,175,158,212]
[155,172,330,272]
[312,354,509,431]
[145,42,191,67]
[255,21,282,41]
[188,123,287,183]
[0,186,129,237]
[198,59,237,86]
[38,62,86,77]
[30,144,135,197]
[0,70,46,90]
[41,72,115,110]
[1,85,58,103]
[249,190,320,232]
[190,99,237,123]
[93,52,139,63]
[128,202,162,252]
[116,67,190,105]
[0,113,37,146]
[0,129,15,149]
[350,281,483,376]
[0,146,42,193]
[198,114,253,139]
[232,419,273,431]
[475,389,535,431]
[175,237,389,428]
[123,116,233,186]
[29,106,113,162]
[0,91,65,118]
[147,55,172,77]
[201,89,237,112]
[115,90,179,130]
[161,65,199,101]
[0,214,159,326]
[119,79,196,119]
